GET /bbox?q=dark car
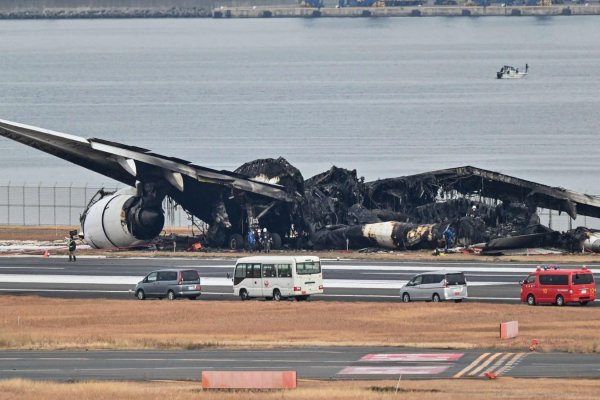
[134,269,201,300]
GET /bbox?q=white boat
[496,65,527,79]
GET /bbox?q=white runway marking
[0,275,510,289]
[339,366,449,375]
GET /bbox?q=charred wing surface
[368,166,600,220]
[0,118,294,249]
[0,119,135,185]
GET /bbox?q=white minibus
[233,255,324,301]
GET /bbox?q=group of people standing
[246,227,272,253]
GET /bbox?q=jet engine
[81,186,165,249]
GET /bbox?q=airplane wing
[0,118,296,212]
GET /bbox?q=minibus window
[262,264,276,278]
[276,264,292,278]
[252,264,262,278]
[573,273,594,285]
[296,261,321,275]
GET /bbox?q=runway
[0,256,598,304]
[1,347,599,381]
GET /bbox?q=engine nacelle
[82,187,164,249]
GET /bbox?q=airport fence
[0,183,597,232]
[0,183,189,227]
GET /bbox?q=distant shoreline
[1,5,600,19]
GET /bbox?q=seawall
[0,0,598,18]
[213,5,600,18]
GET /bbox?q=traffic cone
[529,338,540,351]
[43,250,49,258]
[484,372,497,380]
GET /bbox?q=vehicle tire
[454,299,463,303]
[273,289,282,301]
[239,289,249,301]
[228,233,244,250]
[167,290,176,301]
[401,292,410,303]
[555,295,565,307]
[271,233,282,250]
[527,294,536,306]
[432,293,441,303]
[136,289,145,300]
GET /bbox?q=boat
[496,65,527,79]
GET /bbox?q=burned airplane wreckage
[2,118,600,254]
[237,160,600,254]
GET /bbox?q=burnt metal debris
[230,160,600,254]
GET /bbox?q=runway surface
[0,256,598,304]
[1,256,600,381]
[1,347,599,381]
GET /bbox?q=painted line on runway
[322,265,600,274]
[453,352,527,378]
[360,353,464,362]
[0,275,510,289]
[339,366,449,375]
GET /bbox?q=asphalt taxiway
[1,347,599,381]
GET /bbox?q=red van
[520,266,596,306]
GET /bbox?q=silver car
[134,269,201,300]
[400,270,467,303]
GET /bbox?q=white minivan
[400,270,467,303]
[233,255,324,301]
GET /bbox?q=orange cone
[43,250,49,258]
[484,372,497,380]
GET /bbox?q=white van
[400,270,467,303]
[233,255,324,301]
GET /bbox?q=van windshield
[296,261,321,275]
[446,273,466,285]
[572,273,594,285]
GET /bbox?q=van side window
[412,276,423,285]
[539,274,568,285]
[158,271,177,281]
[277,264,292,278]
[422,275,437,284]
[262,264,276,278]
[525,275,536,284]
[146,272,157,282]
